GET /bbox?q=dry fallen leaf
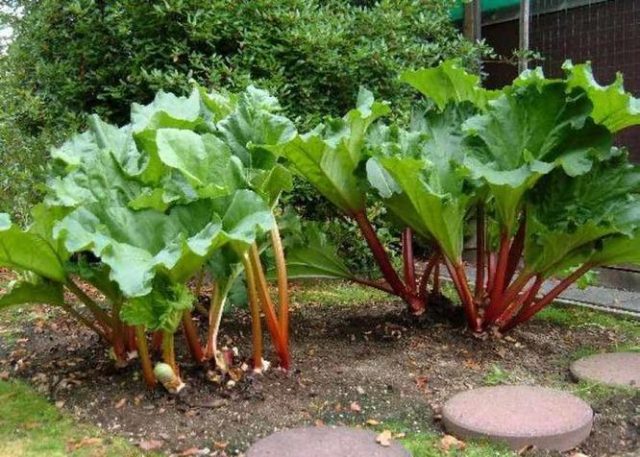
[376,430,393,447]
[139,439,164,451]
[463,359,482,370]
[114,398,126,409]
[179,447,207,456]
[440,434,466,452]
[517,444,535,455]
[0,371,9,380]
[67,437,102,451]
[350,401,362,413]
[366,419,381,426]
[213,441,228,450]
[568,453,589,457]
[414,375,429,391]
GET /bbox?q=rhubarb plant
[0,84,296,391]
[281,60,640,333]
[274,89,429,313]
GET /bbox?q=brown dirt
[0,285,638,457]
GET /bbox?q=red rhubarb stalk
[353,211,408,298]
[352,277,394,294]
[485,269,534,323]
[504,217,526,287]
[475,205,486,300]
[445,260,480,332]
[503,264,593,330]
[151,331,163,353]
[433,261,441,295]
[162,331,179,376]
[135,326,156,389]
[248,244,290,370]
[125,325,137,353]
[486,251,495,294]
[402,227,416,293]
[65,279,114,329]
[60,303,112,342]
[489,230,511,309]
[494,275,543,328]
[418,252,440,299]
[182,311,204,363]
[270,225,290,345]
[242,252,264,371]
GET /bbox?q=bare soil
[0,285,638,457]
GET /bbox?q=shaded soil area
[0,284,638,457]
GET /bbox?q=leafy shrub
[0,0,488,223]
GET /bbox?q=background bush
[0,0,488,271]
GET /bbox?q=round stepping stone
[571,352,640,388]
[246,426,410,457]
[442,385,593,451]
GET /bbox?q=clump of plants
[279,60,640,333]
[2,59,639,394]
[0,85,296,391]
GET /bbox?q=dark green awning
[451,0,520,21]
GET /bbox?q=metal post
[518,0,530,73]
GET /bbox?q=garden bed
[0,280,638,457]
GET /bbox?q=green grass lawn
[0,380,148,457]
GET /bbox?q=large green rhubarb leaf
[564,61,640,133]
[154,129,245,199]
[53,190,274,297]
[216,86,296,171]
[587,232,640,266]
[525,150,640,275]
[0,214,66,282]
[131,88,204,133]
[48,117,159,209]
[368,104,476,261]
[278,88,389,215]
[463,78,612,232]
[0,280,65,309]
[401,60,497,110]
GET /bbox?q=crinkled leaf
[525,151,640,275]
[250,164,293,206]
[368,105,476,260]
[401,60,497,110]
[121,282,193,332]
[54,191,272,297]
[155,129,244,198]
[564,61,640,133]
[131,89,204,133]
[588,232,640,266]
[219,190,275,252]
[463,79,612,231]
[217,86,296,170]
[278,88,388,215]
[47,137,151,208]
[378,156,471,261]
[198,86,238,122]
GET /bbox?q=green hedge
[0,0,487,222]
